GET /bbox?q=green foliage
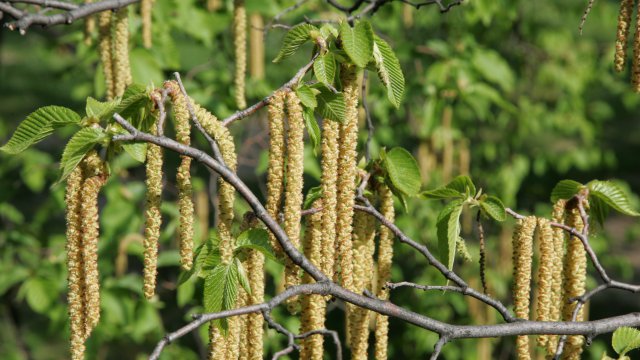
[339,20,374,68]
[203,261,238,332]
[315,86,346,122]
[59,127,107,181]
[273,24,318,63]
[313,53,337,86]
[235,229,278,262]
[436,199,464,271]
[372,35,404,108]
[381,147,421,197]
[603,327,640,359]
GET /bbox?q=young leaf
[295,85,318,109]
[316,87,346,123]
[313,53,336,87]
[303,108,321,156]
[479,195,506,222]
[273,24,318,63]
[588,180,640,217]
[382,147,421,197]
[235,258,252,295]
[612,327,640,356]
[115,84,151,126]
[203,262,239,332]
[1,106,81,154]
[372,35,405,108]
[319,24,338,40]
[122,143,148,163]
[421,187,465,200]
[589,195,610,227]
[59,127,107,182]
[339,20,374,68]
[436,199,464,270]
[303,186,323,209]
[86,97,119,120]
[179,231,222,285]
[235,228,278,262]
[445,175,476,198]
[550,179,584,203]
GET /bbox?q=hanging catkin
[299,200,326,360]
[233,0,247,109]
[283,91,305,313]
[512,216,536,360]
[535,217,554,347]
[561,203,588,360]
[615,0,635,72]
[112,7,132,98]
[320,118,339,279]
[249,13,265,80]
[632,0,640,91]
[266,91,286,255]
[374,184,395,360]
[97,11,114,100]
[546,200,567,355]
[165,81,195,271]
[141,0,154,48]
[83,1,95,46]
[143,114,163,299]
[65,165,86,360]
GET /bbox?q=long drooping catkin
[166,82,195,271]
[299,201,326,360]
[233,0,247,109]
[65,165,86,360]
[535,217,554,347]
[141,0,154,48]
[283,91,305,313]
[561,204,588,360]
[546,200,567,355]
[320,119,339,278]
[112,7,132,98]
[615,0,635,72]
[374,184,395,360]
[512,216,536,360]
[143,118,163,299]
[97,11,114,100]
[83,1,95,46]
[249,13,265,80]
[266,91,286,255]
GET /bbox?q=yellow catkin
[249,13,265,80]
[561,204,588,360]
[143,118,163,299]
[80,152,107,338]
[512,216,536,360]
[112,7,132,98]
[283,91,305,313]
[165,81,195,271]
[374,184,395,360]
[97,11,114,100]
[141,0,154,48]
[535,217,554,347]
[299,201,326,360]
[65,165,86,360]
[83,1,95,46]
[320,119,339,279]
[615,0,635,72]
[207,0,222,11]
[233,0,247,109]
[633,0,640,91]
[546,200,567,355]
[266,91,286,255]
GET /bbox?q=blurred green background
[1,0,640,359]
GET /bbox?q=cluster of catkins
[511,199,589,360]
[614,0,640,91]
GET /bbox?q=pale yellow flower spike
[97,11,114,100]
[299,200,326,360]
[83,1,95,46]
[266,91,286,256]
[615,0,634,72]
[512,216,536,360]
[545,199,567,355]
[249,13,265,80]
[141,0,154,49]
[239,212,260,360]
[65,165,86,360]
[283,91,305,314]
[320,119,339,279]
[143,109,163,300]
[632,0,640,91]
[112,7,132,98]
[374,184,395,360]
[234,0,247,109]
[535,217,554,348]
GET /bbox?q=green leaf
[86,97,119,120]
[382,147,421,197]
[588,180,640,217]
[235,229,278,262]
[273,24,318,63]
[339,20,374,68]
[296,85,318,109]
[203,262,238,332]
[1,106,81,154]
[319,24,338,40]
[115,84,151,126]
[179,232,221,285]
[590,194,610,227]
[59,127,107,182]
[23,277,54,313]
[421,187,465,200]
[612,327,640,356]
[550,179,584,203]
[445,175,476,198]
[314,53,336,87]
[303,186,323,209]
[372,35,405,108]
[316,87,346,123]
[479,195,506,222]
[123,142,148,163]
[303,108,321,156]
[436,199,464,270]
[235,258,251,295]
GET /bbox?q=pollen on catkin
[97,11,114,100]
[266,91,286,255]
[112,7,132,98]
[320,119,339,279]
[512,216,536,360]
[143,117,163,300]
[615,0,634,72]
[545,199,567,355]
[632,0,640,91]
[233,0,247,109]
[375,184,395,360]
[535,217,554,347]
[141,0,154,48]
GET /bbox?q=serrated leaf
[235,258,252,295]
[235,229,278,262]
[372,35,405,108]
[59,127,106,182]
[588,180,640,217]
[203,262,238,332]
[86,97,119,121]
[421,187,465,200]
[179,232,221,285]
[313,53,336,86]
[303,108,321,156]
[589,195,610,227]
[445,175,476,197]
[303,186,323,209]
[550,179,584,203]
[319,24,338,39]
[479,195,506,222]
[1,106,81,154]
[437,199,464,270]
[273,24,318,63]
[612,327,640,356]
[316,87,346,123]
[382,147,421,197]
[123,142,147,163]
[296,85,318,109]
[339,20,374,68]
[115,84,151,126]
